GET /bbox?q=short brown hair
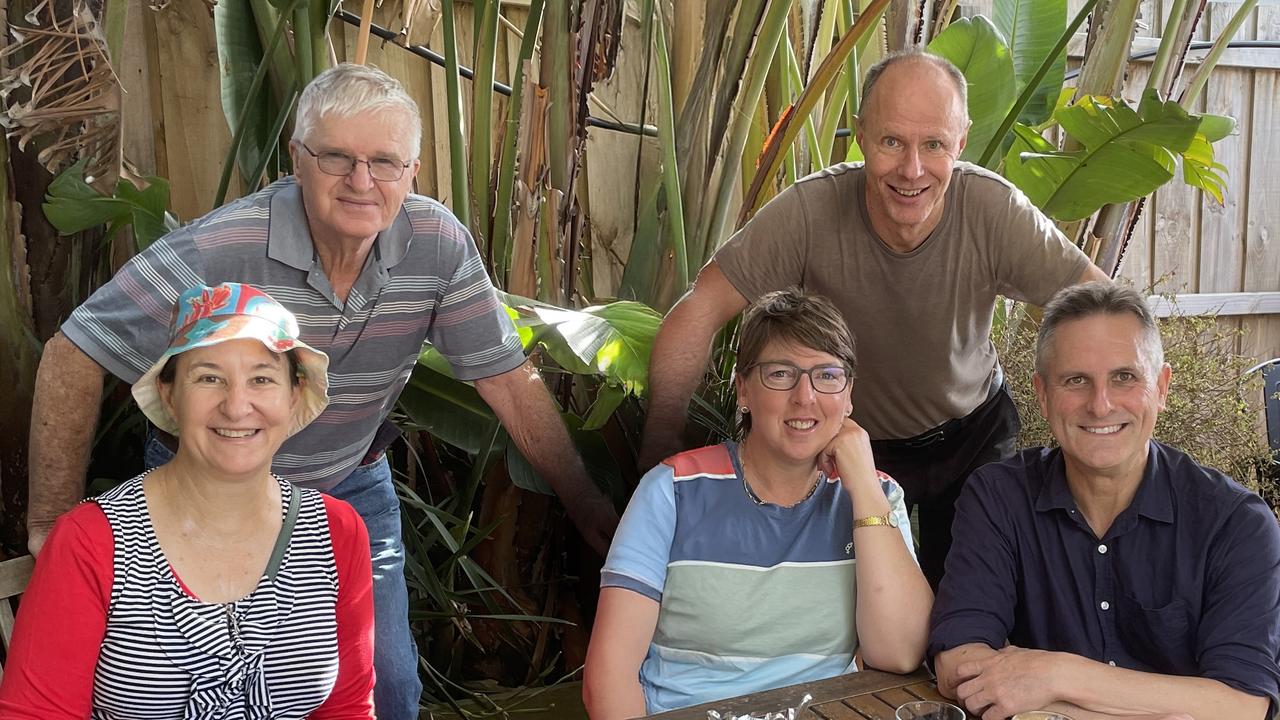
[735,289,857,433]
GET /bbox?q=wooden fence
[963,0,1280,366]
[1117,0,1279,371]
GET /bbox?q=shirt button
[1100,601,1110,610]
[1098,544,1108,554]
[1108,660,1117,667]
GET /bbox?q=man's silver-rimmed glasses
[748,362,851,394]
[298,142,412,182]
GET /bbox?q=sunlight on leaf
[1003,90,1200,221]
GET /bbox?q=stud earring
[738,406,749,414]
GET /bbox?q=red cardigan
[0,495,376,719]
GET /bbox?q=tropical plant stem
[293,5,314,84]
[441,0,471,228]
[491,0,547,282]
[1179,0,1258,107]
[246,84,299,190]
[739,0,892,225]
[470,0,501,254]
[1147,0,1190,91]
[702,0,793,256]
[214,0,302,209]
[652,3,689,292]
[977,0,1100,167]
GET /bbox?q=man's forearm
[1042,701,1192,720]
[475,361,619,554]
[636,307,717,469]
[637,263,748,469]
[479,363,595,497]
[28,333,106,554]
[1057,654,1270,720]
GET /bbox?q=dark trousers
[870,382,1021,590]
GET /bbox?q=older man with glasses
[27,63,619,719]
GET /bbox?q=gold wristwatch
[853,512,899,529]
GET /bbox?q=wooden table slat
[900,682,948,703]
[871,686,919,710]
[837,693,898,719]
[809,699,873,720]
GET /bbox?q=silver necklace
[738,441,822,508]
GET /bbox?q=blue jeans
[144,436,423,719]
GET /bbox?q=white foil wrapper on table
[705,693,813,720]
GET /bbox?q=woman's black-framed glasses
[299,142,411,182]
[751,362,850,394]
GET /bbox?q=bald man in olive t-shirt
[639,52,1107,588]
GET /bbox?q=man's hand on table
[954,645,1066,719]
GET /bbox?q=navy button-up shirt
[929,441,1280,710]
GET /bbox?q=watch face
[888,513,899,528]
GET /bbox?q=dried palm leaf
[1,0,121,191]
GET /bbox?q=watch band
[853,513,896,528]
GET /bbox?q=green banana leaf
[993,0,1066,126]
[43,159,178,252]
[526,301,662,395]
[402,298,655,497]
[1180,113,1234,205]
[582,383,627,431]
[927,17,1015,167]
[1197,114,1236,143]
[1182,133,1228,205]
[1003,90,1201,221]
[214,0,274,185]
[399,356,498,455]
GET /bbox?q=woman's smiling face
[160,338,300,479]
[736,339,854,466]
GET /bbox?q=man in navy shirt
[929,282,1280,720]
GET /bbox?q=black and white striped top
[90,475,341,719]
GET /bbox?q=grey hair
[859,49,968,124]
[292,63,423,159]
[1036,281,1164,377]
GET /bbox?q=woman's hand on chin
[819,418,878,494]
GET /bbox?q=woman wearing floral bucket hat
[0,282,376,719]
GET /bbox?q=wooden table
[643,669,952,719]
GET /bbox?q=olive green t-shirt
[716,161,1089,439]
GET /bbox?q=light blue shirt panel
[600,462,676,601]
[641,647,856,715]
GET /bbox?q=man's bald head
[859,50,969,127]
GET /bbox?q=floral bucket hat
[131,282,330,437]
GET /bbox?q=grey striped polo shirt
[63,177,525,490]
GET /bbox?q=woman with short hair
[584,289,933,718]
